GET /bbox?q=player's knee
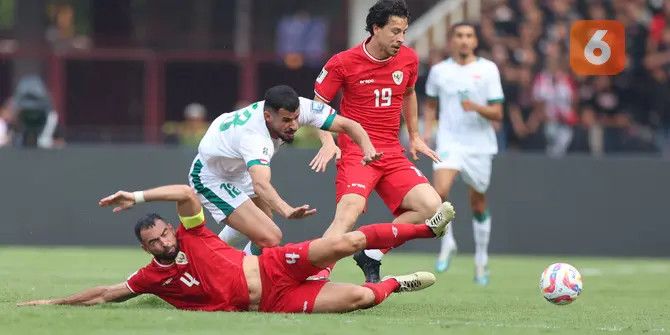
[338,197,365,215]
[351,286,376,309]
[255,229,282,248]
[469,192,486,212]
[332,233,365,255]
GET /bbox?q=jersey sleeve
[297,97,337,130]
[485,63,505,104]
[125,268,156,294]
[424,66,439,98]
[314,55,344,103]
[239,131,274,168]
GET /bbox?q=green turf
[2,247,668,334]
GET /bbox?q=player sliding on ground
[17,184,455,313]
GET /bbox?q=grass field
[2,247,668,334]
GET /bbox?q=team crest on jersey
[175,251,188,265]
[392,71,403,85]
[316,68,328,84]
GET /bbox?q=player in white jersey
[189,85,380,254]
[423,23,504,285]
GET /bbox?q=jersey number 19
[374,88,392,107]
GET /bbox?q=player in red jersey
[310,0,444,282]
[17,184,455,313]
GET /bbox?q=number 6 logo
[570,20,625,75]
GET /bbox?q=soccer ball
[539,263,583,305]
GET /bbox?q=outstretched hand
[409,136,441,163]
[309,144,341,173]
[99,191,135,213]
[285,204,317,219]
[17,299,52,307]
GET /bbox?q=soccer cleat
[474,265,490,286]
[425,201,455,237]
[306,268,331,281]
[353,251,381,283]
[435,245,457,273]
[382,271,437,292]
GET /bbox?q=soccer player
[311,0,443,282]
[422,23,504,285]
[17,184,455,313]
[189,85,381,254]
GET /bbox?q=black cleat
[353,250,382,283]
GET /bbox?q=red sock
[363,278,399,305]
[357,223,434,249]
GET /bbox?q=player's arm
[403,86,440,162]
[310,95,341,172]
[422,96,438,142]
[248,165,316,219]
[325,115,382,164]
[99,184,204,229]
[461,100,503,121]
[17,282,137,307]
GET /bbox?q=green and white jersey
[425,57,504,155]
[196,97,336,180]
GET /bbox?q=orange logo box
[570,20,626,75]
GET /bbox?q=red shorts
[258,241,327,313]
[335,151,429,216]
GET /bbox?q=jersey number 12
[374,88,392,107]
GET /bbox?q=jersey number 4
[374,88,392,107]
[180,272,200,287]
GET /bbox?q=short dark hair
[263,85,300,113]
[134,213,164,242]
[365,0,410,35]
[448,22,478,40]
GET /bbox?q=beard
[155,245,179,262]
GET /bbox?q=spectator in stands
[531,42,577,157]
[45,3,91,51]
[276,9,328,69]
[12,75,64,149]
[162,103,209,148]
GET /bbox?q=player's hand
[409,136,441,163]
[309,143,341,173]
[99,191,136,213]
[361,147,383,165]
[461,99,478,112]
[285,204,317,219]
[17,299,52,307]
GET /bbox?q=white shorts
[433,150,493,193]
[188,158,255,224]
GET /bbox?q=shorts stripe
[190,159,235,216]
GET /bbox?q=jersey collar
[362,37,394,63]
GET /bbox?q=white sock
[438,223,457,261]
[364,249,384,261]
[218,225,248,250]
[243,242,253,255]
[473,214,491,267]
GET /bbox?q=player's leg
[310,155,381,280]
[354,155,442,282]
[432,168,460,272]
[311,272,436,313]
[460,154,493,285]
[189,159,281,249]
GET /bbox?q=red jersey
[314,38,419,153]
[126,223,249,312]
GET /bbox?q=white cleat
[425,201,455,237]
[382,271,437,293]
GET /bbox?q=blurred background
[0,0,667,155]
[0,0,668,256]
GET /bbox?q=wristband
[133,191,145,204]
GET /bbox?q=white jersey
[425,57,504,155]
[197,97,336,181]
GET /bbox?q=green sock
[250,243,263,256]
[473,209,490,223]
